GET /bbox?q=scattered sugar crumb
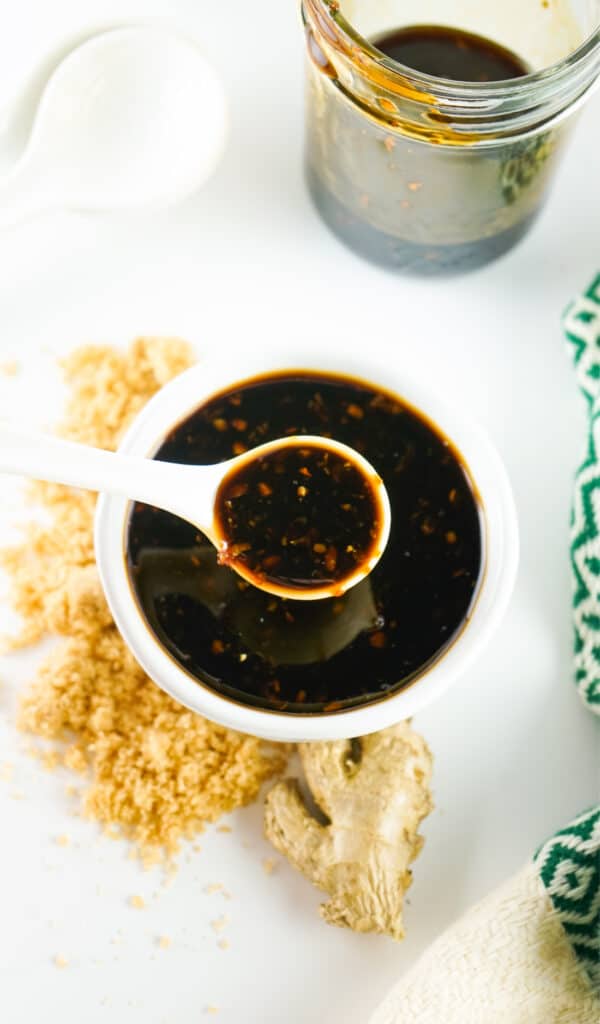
[218,939,229,951]
[0,762,13,781]
[129,895,145,910]
[158,935,171,950]
[63,746,87,774]
[55,834,70,847]
[0,359,19,376]
[205,1007,219,1016]
[216,825,232,834]
[222,889,232,901]
[262,858,277,876]
[54,954,68,969]
[42,750,60,772]
[205,883,223,895]
[192,844,202,853]
[65,785,79,797]
[210,915,229,933]
[10,790,25,800]
[142,848,164,871]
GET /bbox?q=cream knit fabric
[369,862,598,1024]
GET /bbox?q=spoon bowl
[212,435,391,600]
[0,26,228,227]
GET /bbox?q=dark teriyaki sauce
[126,372,483,714]
[373,25,527,83]
[215,442,382,594]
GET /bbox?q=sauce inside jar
[373,25,527,83]
[126,371,483,714]
[214,440,384,596]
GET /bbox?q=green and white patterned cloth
[535,806,600,990]
[553,273,600,990]
[565,271,600,715]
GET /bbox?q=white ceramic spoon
[0,425,391,602]
[0,25,228,228]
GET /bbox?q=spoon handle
[0,423,218,534]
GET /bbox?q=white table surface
[0,2,599,1022]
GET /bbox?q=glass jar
[302,0,600,275]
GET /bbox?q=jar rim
[310,0,600,98]
[304,0,600,139]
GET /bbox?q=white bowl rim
[94,348,519,743]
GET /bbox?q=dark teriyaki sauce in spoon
[214,442,382,595]
[126,371,483,714]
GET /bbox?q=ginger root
[264,723,433,941]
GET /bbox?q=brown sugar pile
[1,338,287,857]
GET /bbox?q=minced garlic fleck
[129,895,145,910]
[54,954,69,969]
[1,339,288,859]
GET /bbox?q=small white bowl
[95,350,519,743]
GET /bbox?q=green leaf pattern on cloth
[564,271,600,714]
[535,807,600,990]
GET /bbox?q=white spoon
[0,425,391,602]
[0,25,228,229]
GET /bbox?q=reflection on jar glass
[302,0,600,275]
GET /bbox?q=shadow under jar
[302,0,600,275]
